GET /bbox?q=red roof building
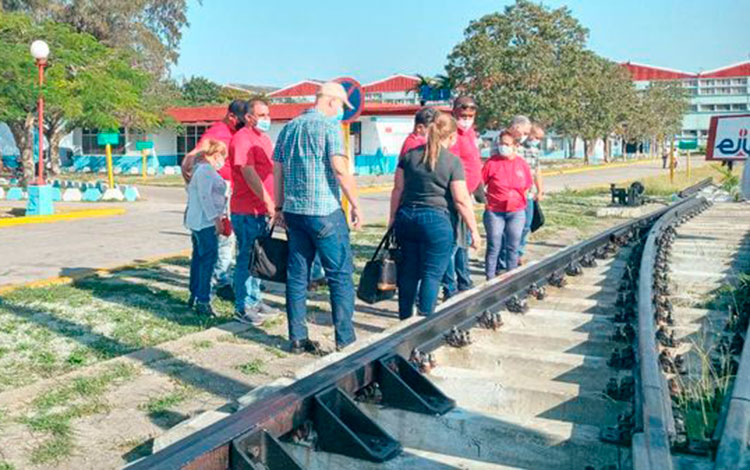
[700,61,750,78]
[621,62,696,81]
[363,74,420,93]
[268,80,322,98]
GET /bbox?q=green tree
[0,11,163,182]
[2,0,190,78]
[446,0,588,130]
[181,76,222,105]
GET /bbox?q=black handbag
[356,227,399,304]
[530,200,545,233]
[250,224,289,283]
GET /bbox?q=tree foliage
[446,0,688,160]
[2,0,190,78]
[0,10,163,181]
[181,76,222,105]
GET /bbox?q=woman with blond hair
[185,139,229,317]
[388,112,480,319]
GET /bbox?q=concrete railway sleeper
[129,179,750,470]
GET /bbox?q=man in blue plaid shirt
[273,81,362,354]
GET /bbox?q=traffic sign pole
[142,149,149,180]
[341,122,351,225]
[687,149,691,180]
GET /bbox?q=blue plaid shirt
[273,109,345,216]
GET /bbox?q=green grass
[140,384,197,416]
[19,363,137,465]
[0,461,16,470]
[236,359,265,376]
[191,339,213,350]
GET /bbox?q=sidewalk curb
[0,249,191,295]
[0,207,126,228]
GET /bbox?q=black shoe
[187,295,196,309]
[215,284,235,302]
[290,339,323,355]
[196,302,217,317]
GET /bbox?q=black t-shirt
[397,145,466,211]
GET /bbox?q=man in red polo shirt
[182,100,248,306]
[399,107,437,158]
[230,99,280,325]
[443,96,482,298]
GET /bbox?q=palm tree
[410,74,435,106]
[434,74,455,102]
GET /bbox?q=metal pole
[106,143,114,189]
[142,149,148,180]
[686,149,691,180]
[37,60,45,185]
[341,122,351,224]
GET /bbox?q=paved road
[0,156,708,287]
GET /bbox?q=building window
[81,128,126,155]
[731,103,748,111]
[700,88,715,95]
[176,125,207,163]
[689,105,698,112]
[701,79,715,87]
[350,122,362,156]
[699,104,715,112]
[731,78,747,85]
[716,104,731,111]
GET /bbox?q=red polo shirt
[399,132,427,158]
[198,121,235,181]
[450,126,482,192]
[229,126,275,215]
[482,155,532,213]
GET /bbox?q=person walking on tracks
[482,132,533,278]
[272,81,363,354]
[230,99,282,325]
[389,111,480,319]
[442,96,482,299]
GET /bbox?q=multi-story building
[623,61,750,143]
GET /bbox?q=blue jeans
[484,210,525,279]
[285,210,355,347]
[212,232,235,287]
[309,253,325,282]
[442,232,473,298]
[231,213,268,312]
[189,226,219,304]
[395,207,454,319]
[518,198,534,257]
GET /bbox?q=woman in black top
[388,112,480,319]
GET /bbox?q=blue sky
[172,0,750,87]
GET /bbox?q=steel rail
[131,182,714,470]
[632,195,708,470]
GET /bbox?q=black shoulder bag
[250,223,289,283]
[356,227,399,304]
[531,200,545,233]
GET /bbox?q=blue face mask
[256,118,271,133]
[334,108,344,121]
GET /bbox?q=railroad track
[129,178,750,470]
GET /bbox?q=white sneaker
[256,302,282,318]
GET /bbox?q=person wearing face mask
[517,123,545,264]
[399,106,437,158]
[482,132,533,278]
[184,139,229,317]
[182,99,249,305]
[442,96,482,299]
[389,111,480,319]
[228,99,281,325]
[272,81,363,354]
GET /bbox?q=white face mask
[499,145,514,157]
[518,135,528,144]
[457,118,474,130]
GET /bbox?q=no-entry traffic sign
[335,77,365,124]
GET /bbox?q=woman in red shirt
[482,132,533,278]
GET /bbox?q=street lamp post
[30,40,49,185]
[26,40,54,216]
